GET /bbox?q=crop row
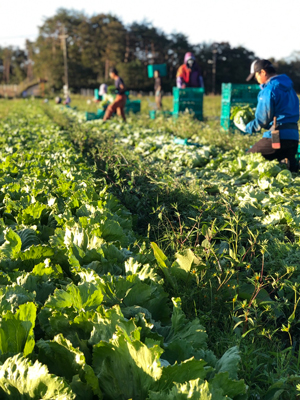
[0,102,247,399]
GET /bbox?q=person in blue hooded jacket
[235,59,299,172]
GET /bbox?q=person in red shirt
[176,52,204,89]
[103,68,126,122]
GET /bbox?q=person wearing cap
[103,67,127,122]
[176,52,204,89]
[235,59,299,172]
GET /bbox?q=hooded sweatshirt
[245,74,299,140]
[176,52,204,88]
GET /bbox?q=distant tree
[0,46,27,84]
[274,56,300,93]
[194,42,256,93]
[31,9,127,90]
[4,8,300,94]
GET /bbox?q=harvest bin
[125,100,141,114]
[149,110,172,119]
[94,89,99,100]
[173,87,204,121]
[85,109,105,121]
[296,144,300,162]
[147,64,167,78]
[220,83,260,131]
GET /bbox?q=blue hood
[245,74,299,140]
[263,74,293,92]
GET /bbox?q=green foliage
[0,303,36,359]
[0,354,75,399]
[37,334,102,399]
[2,97,300,400]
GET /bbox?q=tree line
[1,8,300,94]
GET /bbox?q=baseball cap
[246,59,275,81]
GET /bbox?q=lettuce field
[0,97,300,399]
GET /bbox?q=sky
[1,0,300,61]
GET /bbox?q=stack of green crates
[220,83,260,131]
[173,87,204,120]
[85,109,105,121]
[125,100,141,114]
[296,144,300,162]
[94,89,99,101]
[149,110,172,119]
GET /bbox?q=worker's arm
[118,82,126,95]
[199,75,204,89]
[245,89,274,134]
[176,76,186,88]
[176,65,186,88]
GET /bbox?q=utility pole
[212,43,218,95]
[59,25,69,93]
[26,40,33,81]
[124,32,130,63]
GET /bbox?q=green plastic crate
[296,144,300,161]
[85,108,106,121]
[220,83,260,131]
[172,87,204,120]
[173,110,203,120]
[85,112,99,121]
[173,100,203,114]
[222,83,260,104]
[125,100,141,114]
[220,117,232,131]
[97,109,105,118]
[173,87,204,101]
[220,101,231,118]
[149,110,156,119]
[149,110,172,119]
[147,64,167,78]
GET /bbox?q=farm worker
[154,70,162,110]
[99,83,107,96]
[63,95,71,105]
[176,52,204,89]
[235,59,299,172]
[103,68,126,122]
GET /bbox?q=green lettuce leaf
[93,327,163,400]
[215,346,241,380]
[0,285,35,313]
[0,354,75,399]
[37,334,102,399]
[43,281,104,312]
[148,378,227,400]
[156,298,207,364]
[0,229,22,259]
[0,302,36,358]
[156,358,209,392]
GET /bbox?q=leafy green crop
[2,96,300,399]
[230,105,255,125]
[0,101,249,399]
